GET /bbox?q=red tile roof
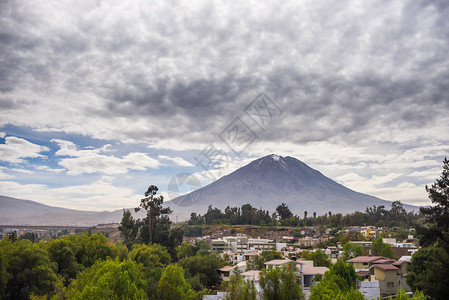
[374,264,399,271]
[372,259,395,264]
[347,256,386,263]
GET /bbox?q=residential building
[211,236,275,253]
[347,256,412,297]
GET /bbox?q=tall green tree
[407,158,449,299]
[407,242,449,299]
[135,185,173,244]
[276,203,293,220]
[416,157,449,250]
[118,209,138,249]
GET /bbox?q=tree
[2,239,58,299]
[304,211,308,220]
[223,267,257,300]
[371,237,395,259]
[178,253,225,290]
[407,158,449,298]
[135,185,172,244]
[301,250,331,268]
[64,259,148,299]
[156,264,198,300]
[118,209,138,249]
[74,233,114,268]
[416,157,449,250]
[406,242,449,299]
[177,243,198,260]
[46,238,84,283]
[129,243,171,269]
[276,203,293,220]
[310,260,362,300]
[340,231,365,245]
[0,246,9,299]
[259,264,304,300]
[386,287,426,300]
[342,242,363,261]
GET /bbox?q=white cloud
[0,179,141,211]
[158,155,194,167]
[0,132,6,138]
[0,167,14,180]
[0,136,49,163]
[51,139,159,175]
[34,165,65,173]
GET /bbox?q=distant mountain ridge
[0,195,144,226]
[168,154,418,218]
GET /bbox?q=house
[346,256,390,270]
[301,266,329,287]
[241,270,261,293]
[218,266,236,282]
[222,252,244,264]
[372,264,402,296]
[348,256,412,297]
[211,236,275,253]
[264,259,297,269]
[243,251,260,261]
[218,263,246,281]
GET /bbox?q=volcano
[168,154,417,217]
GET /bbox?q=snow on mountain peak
[271,154,281,161]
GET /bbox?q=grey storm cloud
[0,0,448,147]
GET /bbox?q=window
[387,282,394,288]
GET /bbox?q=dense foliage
[259,264,305,300]
[300,250,331,268]
[309,259,362,300]
[407,157,449,299]
[186,201,420,228]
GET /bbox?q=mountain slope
[0,195,141,226]
[169,154,418,217]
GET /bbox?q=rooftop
[243,251,260,256]
[241,270,260,281]
[218,266,235,272]
[346,256,387,263]
[265,259,296,266]
[372,259,395,264]
[302,266,329,275]
[374,264,399,271]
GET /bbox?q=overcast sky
[1,0,448,211]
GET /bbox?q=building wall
[375,269,400,296]
[351,262,370,270]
